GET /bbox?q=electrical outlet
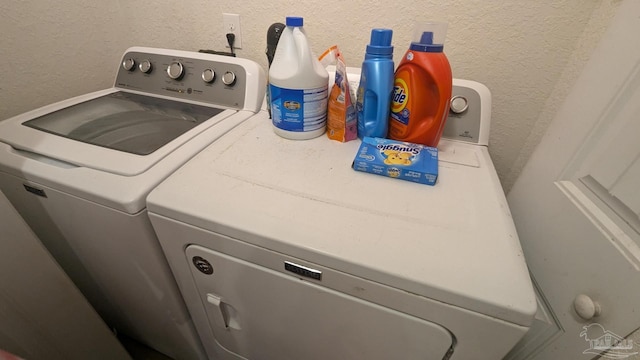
[222,13,242,50]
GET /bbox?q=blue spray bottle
[356,29,394,139]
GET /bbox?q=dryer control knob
[450,95,469,114]
[122,58,136,71]
[574,294,601,320]
[222,71,236,86]
[202,69,216,83]
[139,59,153,74]
[167,61,185,80]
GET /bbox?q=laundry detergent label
[390,78,410,125]
[270,85,328,132]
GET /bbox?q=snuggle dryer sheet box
[352,137,438,185]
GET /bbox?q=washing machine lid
[148,114,537,327]
[0,89,235,176]
[22,91,224,156]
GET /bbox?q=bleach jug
[356,29,394,139]
[389,22,452,147]
[269,16,329,140]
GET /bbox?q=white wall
[0,0,621,191]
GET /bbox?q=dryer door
[186,245,454,360]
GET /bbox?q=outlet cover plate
[222,13,242,49]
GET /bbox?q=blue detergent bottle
[356,28,394,138]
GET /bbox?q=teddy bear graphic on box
[382,149,414,166]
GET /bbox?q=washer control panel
[115,50,248,109]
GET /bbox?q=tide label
[390,78,410,125]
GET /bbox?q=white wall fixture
[223,13,242,49]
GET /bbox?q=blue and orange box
[352,137,438,186]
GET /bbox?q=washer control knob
[139,59,153,74]
[122,58,136,71]
[574,294,601,320]
[167,61,185,80]
[202,69,216,83]
[450,95,469,114]
[222,71,236,86]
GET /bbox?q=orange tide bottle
[389,22,452,147]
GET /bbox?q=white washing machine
[0,47,265,360]
[146,76,537,360]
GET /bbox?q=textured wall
[0,0,621,191]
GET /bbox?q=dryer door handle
[206,293,229,328]
[206,293,241,330]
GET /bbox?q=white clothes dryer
[0,47,265,360]
[147,76,537,360]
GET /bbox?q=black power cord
[226,33,236,56]
[198,33,237,57]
